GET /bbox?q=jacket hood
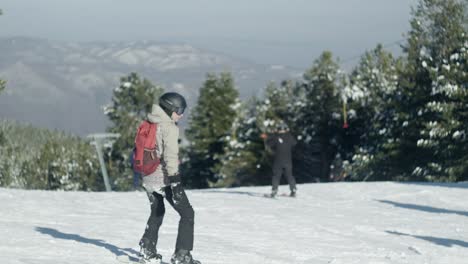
[147,104,174,124]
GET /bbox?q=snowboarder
[138,92,201,264]
[264,121,297,198]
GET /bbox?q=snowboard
[116,255,169,264]
[263,193,296,198]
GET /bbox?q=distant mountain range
[0,37,301,136]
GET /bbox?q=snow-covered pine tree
[0,121,39,188]
[103,72,164,190]
[0,10,5,93]
[34,137,100,191]
[0,79,4,94]
[395,0,467,181]
[216,98,267,187]
[0,10,4,93]
[0,120,100,190]
[256,81,295,133]
[183,72,239,188]
[294,51,344,181]
[0,11,7,161]
[346,44,402,181]
[0,69,5,147]
[0,9,3,92]
[411,0,468,181]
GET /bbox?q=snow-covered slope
[1,182,467,264]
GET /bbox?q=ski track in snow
[0,182,467,264]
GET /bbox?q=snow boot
[266,189,277,198]
[171,249,201,264]
[290,189,297,198]
[139,247,162,264]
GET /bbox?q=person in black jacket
[264,121,297,198]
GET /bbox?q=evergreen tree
[33,137,100,191]
[0,11,4,93]
[293,51,344,181]
[256,81,295,133]
[0,79,4,94]
[393,0,467,181]
[216,98,268,187]
[103,72,164,190]
[183,72,239,188]
[346,45,403,181]
[412,0,468,180]
[0,77,4,144]
[0,120,100,190]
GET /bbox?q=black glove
[164,173,181,186]
[170,181,185,203]
[164,174,185,203]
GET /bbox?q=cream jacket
[146,104,180,178]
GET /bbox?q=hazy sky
[0,0,418,69]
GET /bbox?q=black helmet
[159,92,187,117]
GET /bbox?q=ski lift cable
[341,38,406,65]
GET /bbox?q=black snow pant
[272,162,296,192]
[140,185,195,253]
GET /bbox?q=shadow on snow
[386,231,468,248]
[377,200,468,217]
[35,227,140,261]
[196,189,269,198]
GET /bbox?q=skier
[264,121,297,198]
[139,92,201,264]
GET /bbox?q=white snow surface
[1,182,467,264]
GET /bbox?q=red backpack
[132,120,160,175]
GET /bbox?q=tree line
[0,0,466,191]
